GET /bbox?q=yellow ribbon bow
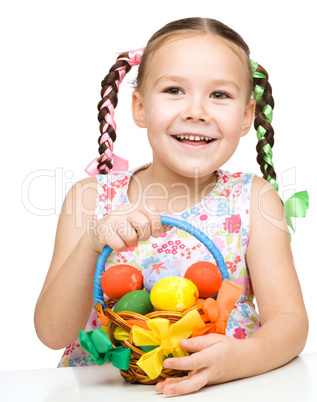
[131,309,205,379]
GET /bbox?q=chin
[173,164,216,179]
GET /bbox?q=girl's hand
[155,334,249,396]
[87,203,171,253]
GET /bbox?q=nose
[181,96,209,123]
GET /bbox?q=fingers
[162,224,174,233]
[155,369,209,396]
[97,205,170,251]
[121,204,170,240]
[105,214,144,251]
[161,335,225,373]
[93,202,174,252]
[92,218,137,253]
[137,204,167,238]
[155,335,240,395]
[124,209,162,242]
[155,376,186,394]
[163,354,204,373]
[179,334,224,353]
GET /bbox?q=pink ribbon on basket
[85,47,145,177]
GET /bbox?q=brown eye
[165,88,184,95]
[210,92,229,99]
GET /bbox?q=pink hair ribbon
[85,47,145,176]
[85,154,129,176]
[117,47,145,66]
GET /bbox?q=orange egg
[101,264,143,300]
[184,261,222,298]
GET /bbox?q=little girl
[34,17,308,396]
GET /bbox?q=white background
[0,0,316,371]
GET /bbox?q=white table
[1,353,316,402]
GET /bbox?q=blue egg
[143,260,180,292]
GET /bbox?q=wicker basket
[93,216,229,384]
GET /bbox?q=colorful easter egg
[114,290,153,315]
[150,276,198,311]
[144,260,180,292]
[184,261,222,298]
[101,264,143,300]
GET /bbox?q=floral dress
[58,163,261,367]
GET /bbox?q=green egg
[114,290,153,315]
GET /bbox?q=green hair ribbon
[250,58,278,192]
[250,58,309,236]
[283,191,309,232]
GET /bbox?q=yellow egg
[150,276,199,311]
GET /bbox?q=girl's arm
[155,176,308,396]
[34,177,167,350]
[240,176,308,371]
[34,177,99,350]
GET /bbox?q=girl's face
[132,34,255,180]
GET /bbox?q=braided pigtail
[96,54,132,175]
[85,48,144,176]
[251,61,279,193]
[251,60,309,233]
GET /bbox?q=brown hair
[95,17,276,186]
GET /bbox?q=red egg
[184,261,222,298]
[101,264,144,300]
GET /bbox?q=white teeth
[176,135,212,142]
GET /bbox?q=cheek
[219,107,245,137]
[147,104,175,133]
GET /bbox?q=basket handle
[94,215,229,307]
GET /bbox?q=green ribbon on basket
[283,191,310,232]
[79,329,131,369]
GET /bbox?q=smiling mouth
[173,134,214,145]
